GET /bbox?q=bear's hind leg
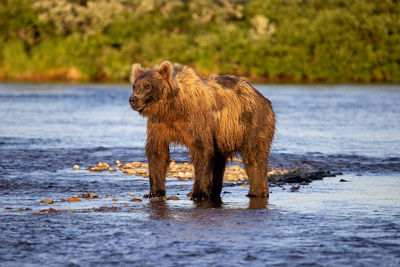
[211,150,227,200]
[188,145,214,201]
[242,151,269,198]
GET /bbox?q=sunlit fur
[130,61,275,200]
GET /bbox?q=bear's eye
[143,83,151,90]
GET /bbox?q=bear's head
[129,61,173,114]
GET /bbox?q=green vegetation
[1,0,399,83]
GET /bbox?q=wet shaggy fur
[129,61,275,200]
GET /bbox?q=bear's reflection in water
[146,197,268,223]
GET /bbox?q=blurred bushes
[0,0,399,83]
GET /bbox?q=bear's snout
[130,95,138,105]
[129,95,145,111]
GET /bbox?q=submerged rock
[40,199,54,204]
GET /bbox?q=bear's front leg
[188,143,214,201]
[144,138,170,198]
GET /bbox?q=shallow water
[0,83,399,266]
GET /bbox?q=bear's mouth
[131,104,145,112]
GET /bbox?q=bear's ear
[130,63,144,84]
[157,61,173,81]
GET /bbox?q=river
[0,83,399,266]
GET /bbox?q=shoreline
[0,72,397,85]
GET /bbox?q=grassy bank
[1,0,399,83]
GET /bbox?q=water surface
[0,83,399,266]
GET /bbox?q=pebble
[130,193,135,196]
[167,196,180,200]
[90,193,99,198]
[82,192,91,198]
[40,199,54,204]
[73,165,80,170]
[67,197,81,202]
[130,198,142,203]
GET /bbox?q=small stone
[82,192,91,198]
[130,198,142,203]
[33,212,40,215]
[70,210,76,213]
[5,207,13,210]
[61,198,66,202]
[73,165,80,170]
[339,179,349,182]
[90,193,99,198]
[67,197,81,202]
[108,168,117,172]
[18,208,24,211]
[40,199,54,204]
[167,196,180,200]
[130,193,135,196]
[112,198,118,202]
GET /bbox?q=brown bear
[129,61,275,200]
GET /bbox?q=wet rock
[339,179,349,182]
[108,168,117,172]
[130,198,142,203]
[112,198,118,202]
[89,162,110,171]
[90,193,99,198]
[61,198,66,202]
[82,192,91,198]
[40,199,54,204]
[167,196,180,200]
[130,193,135,196]
[73,165,80,170]
[290,185,300,192]
[99,206,109,212]
[67,197,81,202]
[4,207,13,210]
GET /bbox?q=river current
[0,83,399,266]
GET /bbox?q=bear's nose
[130,96,138,104]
